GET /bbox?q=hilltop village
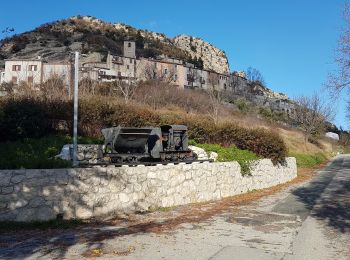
[0,16,294,114]
[0,40,294,114]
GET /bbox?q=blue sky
[0,0,348,128]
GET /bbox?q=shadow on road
[0,218,178,259]
[292,156,350,233]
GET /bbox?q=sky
[0,0,348,128]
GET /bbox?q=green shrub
[0,135,72,169]
[0,134,103,169]
[289,152,328,168]
[0,98,51,141]
[185,120,287,162]
[235,98,250,112]
[190,141,259,175]
[259,107,288,123]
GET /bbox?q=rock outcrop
[173,35,230,74]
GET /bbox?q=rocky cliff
[173,35,229,74]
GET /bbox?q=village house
[80,40,231,91]
[2,58,71,87]
[0,41,234,94]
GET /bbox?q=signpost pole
[73,51,79,167]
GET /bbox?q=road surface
[0,155,350,259]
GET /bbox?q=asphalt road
[0,155,350,259]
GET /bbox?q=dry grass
[278,127,333,154]
[2,77,334,155]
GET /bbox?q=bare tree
[79,78,97,97]
[143,62,176,84]
[245,67,265,86]
[138,62,178,108]
[0,82,15,95]
[328,5,350,95]
[206,73,222,124]
[112,62,145,104]
[292,93,334,143]
[112,78,138,104]
[39,75,69,100]
[186,68,199,89]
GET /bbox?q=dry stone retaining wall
[0,158,297,222]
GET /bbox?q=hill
[0,16,229,74]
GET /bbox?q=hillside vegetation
[0,78,339,170]
[0,13,339,168]
[0,94,287,162]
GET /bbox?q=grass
[0,219,85,231]
[288,152,328,168]
[0,135,102,169]
[278,128,333,155]
[189,141,260,175]
[154,206,175,213]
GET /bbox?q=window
[12,76,17,84]
[12,65,21,71]
[174,74,178,81]
[28,65,37,71]
[128,42,131,47]
[164,69,168,75]
[130,58,132,64]
[127,65,130,69]
[28,76,33,84]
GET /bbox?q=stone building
[42,63,71,85]
[123,40,136,58]
[2,58,71,86]
[184,67,230,91]
[79,40,232,91]
[136,57,184,86]
[4,59,43,85]
[1,40,231,92]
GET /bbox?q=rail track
[80,159,213,168]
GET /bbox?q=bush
[185,120,287,162]
[0,98,51,141]
[0,135,71,169]
[259,107,288,123]
[0,96,287,161]
[235,98,250,113]
[190,141,259,174]
[0,135,102,169]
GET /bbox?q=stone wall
[0,158,297,222]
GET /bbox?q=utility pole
[72,52,79,167]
